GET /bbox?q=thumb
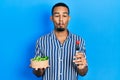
[35,68,38,70]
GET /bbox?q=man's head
[51,3,70,15]
[50,2,70,32]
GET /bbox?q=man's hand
[33,68,45,77]
[73,52,87,69]
[73,52,88,76]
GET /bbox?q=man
[30,2,88,80]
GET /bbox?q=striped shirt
[35,31,86,80]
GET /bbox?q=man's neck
[55,29,68,37]
[54,29,68,44]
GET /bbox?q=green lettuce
[32,56,48,61]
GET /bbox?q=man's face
[51,6,70,31]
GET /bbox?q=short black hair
[51,2,70,15]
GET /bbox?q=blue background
[0,0,120,80]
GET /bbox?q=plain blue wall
[0,0,120,80]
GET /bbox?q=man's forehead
[53,6,68,12]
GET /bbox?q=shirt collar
[50,30,72,40]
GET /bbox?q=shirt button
[60,73,62,75]
[58,58,62,61]
[60,59,62,61]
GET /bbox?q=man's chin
[55,28,65,32]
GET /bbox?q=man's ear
[50,16,53,21]
[68,16,70,21]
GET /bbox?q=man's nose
[59,16,63,21]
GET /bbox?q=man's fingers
[73,60,83,63]
[35,68,38,70]
[75,53,84,58]
[74,53,85,60]
[73,61,83,65]
[76,52,83,55]
[73,59,82,62]
[73,58,86,65]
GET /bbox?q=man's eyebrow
[53,12,59,14]
[63,12,68,14]
[53,12,68,15]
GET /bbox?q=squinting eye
[54,15,59,17]
[63,15,67,17]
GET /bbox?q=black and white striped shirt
[35,31,86,80]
